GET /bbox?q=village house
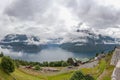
[74,58,89,65]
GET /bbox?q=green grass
[0,57,14,80]
[0,52,115,80]
[0,57,43,80]
[80,59,106,80]
[98,53,115,80]
[47,71,73,80]
[11,69,44,80]
[80,53,114,80]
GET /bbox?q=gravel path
[79,60,99,68]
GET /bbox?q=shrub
[43,61,49,67]
[85,74,94,80]
[1,56,15,74]
[15,61,20,68]
[70,71,86,80]
[0,52,4,57]
[62,61,69,67]
[70,71,94,80]
[34,65,41,70]
[67,58,74,65]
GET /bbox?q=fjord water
[1,46,114,62]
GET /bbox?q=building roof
[75,58,89,63]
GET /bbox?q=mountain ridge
[0,30,120,53]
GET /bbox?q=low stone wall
[111,48,120,66]
[111,60,120,80]
[111,47,120,80]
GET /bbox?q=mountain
[0,34,47,53]
[0,29,120,53]
[60,29,120,53]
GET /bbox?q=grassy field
[0,52,115,80]
[47,71,73,80]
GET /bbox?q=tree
[15,61,20,68]
[85,74,94,80]
[1,56,15,74]
[34,65,41,70]
[62,61,69,67]
[67,58,74,65]
[43,61,49,67]
[95,53,99,57]
[70,71,86,80]
[0,52,4,57]
[70,71,94,80]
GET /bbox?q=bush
[0,52,4,57]
[43,61,49,67]
[67,58,74,65]
[70,71,94,80]
[34,65,41,70]
[62,61,69,67]
[49,61,63,67]
[15,61,20,68]
[85,74,94,80]
[70,71,86,80]
[1,56,15,74]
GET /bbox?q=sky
[0,0,120,40]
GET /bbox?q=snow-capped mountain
[0,29,120,53]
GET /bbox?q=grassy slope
[80,53,114,80]
[47,71,73,80]
[0,52,115,80]
[97,53,114,80]
[0,56,72,80]
[0,57,43,80]
[46,53,114,80]
[0,57,14,80]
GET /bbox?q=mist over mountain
[0,29,119,53]
[0,34,48,53]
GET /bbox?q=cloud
[66,0,120,28]
[0,0,119,40]
[4,0,51,20]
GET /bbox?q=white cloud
[0,0,120,40]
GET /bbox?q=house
[75,58,89,64]
[25,66,33,69]
[72,58,79,66]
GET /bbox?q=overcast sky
[0,0,120,40]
